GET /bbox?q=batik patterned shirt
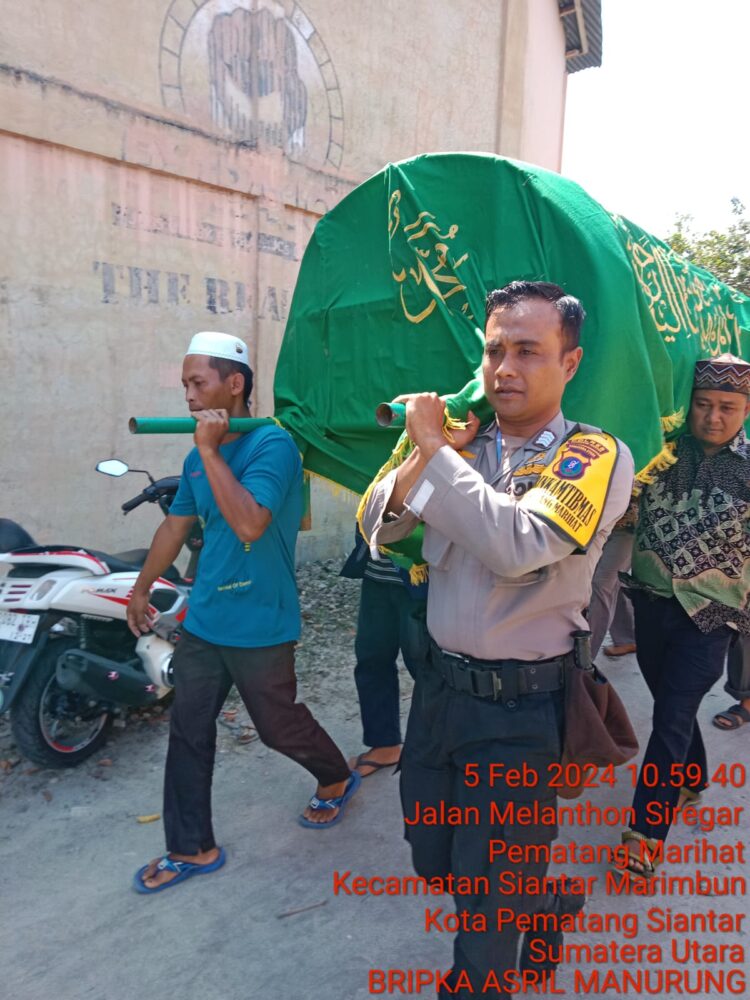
[630,429,750,634]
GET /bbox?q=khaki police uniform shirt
[361,411,635,661]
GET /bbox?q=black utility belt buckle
[440,647,565,705]
[442,650,516,704]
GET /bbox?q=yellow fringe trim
[442,415,468,445]
[444,416,468,431]
[354,406,456,569]
[635,441,678,485]
[355,433,413,546]
[660,408,685,433]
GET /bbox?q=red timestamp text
[462,761,747,790]
[628,761,746,789]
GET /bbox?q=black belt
[430,639,567,705]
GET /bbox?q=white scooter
[0,461,200,767]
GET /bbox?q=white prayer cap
[185,331,249,365]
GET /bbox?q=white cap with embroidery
[185,331,249,365]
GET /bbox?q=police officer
[360,282,634,995]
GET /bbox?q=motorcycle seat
[105,549,183,583]
[0,519,36,550]
[4,544,183,583]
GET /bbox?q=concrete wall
[0,0,569,563]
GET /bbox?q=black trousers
[630,593,731,841]
[163,629,350,855]
[354,575,428,747]
[725,634,750,701]
[400,644,564,997]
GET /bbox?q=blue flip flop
[133,846,227,894]
[298,770,362,830]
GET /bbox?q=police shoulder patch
[518,432,619,550]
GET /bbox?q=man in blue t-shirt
[127,331,358,893]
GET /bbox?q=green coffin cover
[274,152,750,497]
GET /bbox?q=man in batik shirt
[619,354,750,879]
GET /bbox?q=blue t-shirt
[169,426,302,648]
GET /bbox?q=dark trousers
[354,576,428,747]
[163,629,350,855]
[725,634,750,700]
[630,593,731,842]
[400,644,564,997]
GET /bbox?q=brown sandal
[677,785,703,808]
[611,830,661,882]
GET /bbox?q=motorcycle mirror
[96,459,130,477]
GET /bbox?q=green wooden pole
[128,417,277,434]
[374,402,406,428]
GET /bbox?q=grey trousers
[588,529,635,657]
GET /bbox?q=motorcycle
[0,460,201,767]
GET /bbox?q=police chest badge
[519,433,618,549]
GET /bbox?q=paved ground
[1,564,748,999]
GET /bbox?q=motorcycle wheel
[10,639,114,768]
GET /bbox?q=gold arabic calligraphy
[613,214,739,356]
[389,190,474,325]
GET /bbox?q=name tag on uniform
[407,480,436,517]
